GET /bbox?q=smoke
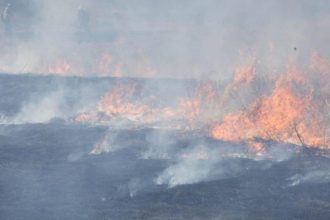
[2,0,330,198]
[13,90,66,123]
[1,0,330,79]
[140,129,179,160]
[0,74,107,124]
[288,170,330,187]
[90,129,120,155]
[154,143,298,188]
[85,117,301,189]
[155,145,220,187]
[2,2,330,218]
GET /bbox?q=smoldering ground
[2,120,330,219]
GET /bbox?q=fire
[74,83,153,124]
[98,53,113,76]
[176,81,221,127]
[48,60,72,75]
[134,57,157,78]
[232,59,256,88]
[219,58,257,110]
[113,64,123,77]
[74,112,99,123]
[96,83,151,121]
[211,62,330,149]
[75,80,220,129]
[74,51,330,151]
[216,84,307,142]
[177,99,201,125]
[310,52,330,75]
[95,52,156,77]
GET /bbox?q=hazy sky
[0,0,329,79]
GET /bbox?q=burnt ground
[1,123,330,220]
[0,74,330,220]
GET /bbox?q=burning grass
[75,52,330,152]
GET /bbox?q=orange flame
[75,80,220,129]
[211,64,330,149]
[74,51,330,151]
[97,83,151,120]
[48,60,72,75]
[98,53,113,76]
[233,59,256,88]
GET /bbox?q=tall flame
[211,63,330,149]
[73,50,330,150]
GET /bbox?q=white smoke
[140,129,178,160]
[154,144,244,187]
[89,131,115,155]
[1,0,330,79]
[154,141,297,188]
[13,90,66,124]
[288,168,330,187]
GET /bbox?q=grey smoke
[288,170,330,187]
[13,89,66,123]
[154,141,297,187]
[1,0,330,78]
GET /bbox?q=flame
[73,51,330,150]
[211,64,330,149]
[113,63,123,77]
[98,53,113,76]
[75,80,220,129]
[48,60,72,75]
[310,52,330,75]
[177,99,201,125]
[75,83,155,124]
[96,83,151,120]
[232,59,256,88]
[135,58,157,78]
[176,81,221,127]
[219,58,257,110]
[96,53,123,77]
[74,112,99,123]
